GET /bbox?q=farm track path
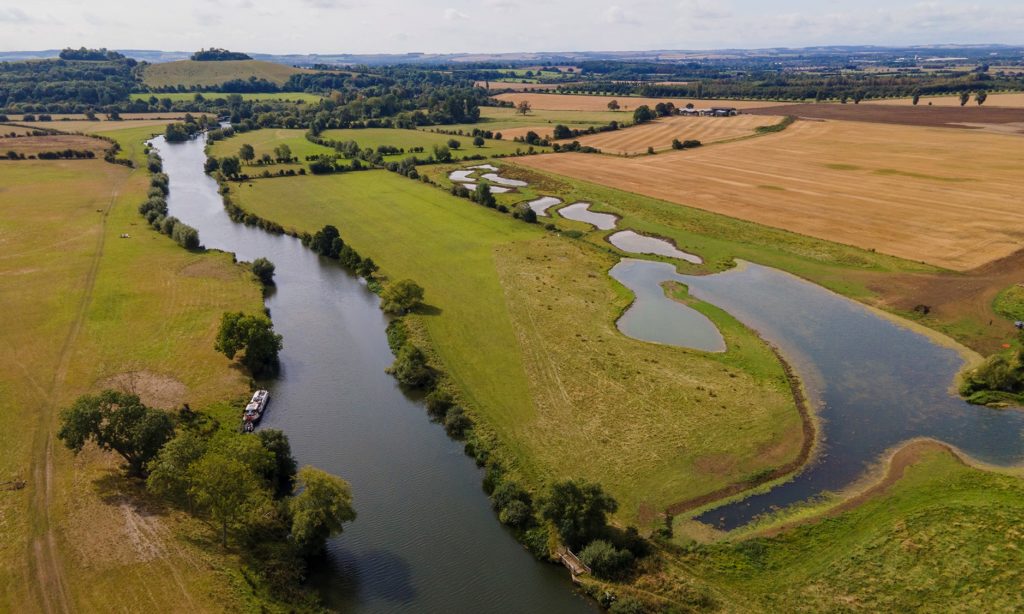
[26,166,131,614]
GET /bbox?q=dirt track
[745,103,1024,132]
[517,119,1024,270]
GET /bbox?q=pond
[558,202,618,230]
[608,230,702,264]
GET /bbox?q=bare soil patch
[97,371,188,410]
[745,103,1024,130]
[517,119,1024,270]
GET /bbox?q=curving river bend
[152,135,596,613]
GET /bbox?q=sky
[0,0,1022,55]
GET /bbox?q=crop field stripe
[515,119,1024,270]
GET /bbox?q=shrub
[609,597,648,614]
[380,279,425,314]
[579,539,634,579]
[424,389,454,420]
[443,406,472,438]
[252,257,275,285]
[172,223,200,249]
[387,344,433,388]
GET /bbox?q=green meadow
[226,169,801,521]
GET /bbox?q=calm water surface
[153,135,596,613]
[615,259,1024,530]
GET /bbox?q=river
[151,135,596,613]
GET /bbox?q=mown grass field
[227,170,801,521]
[515,118,1024,271]
[603,444,1024,611]
[141,60,312,88]
[131,92,323,104]
[320,127,544,158]
[435,107,630,141]
[208,128,335,172]
[0,138,268,610]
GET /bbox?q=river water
[612,259,1024,530]
[151,135,596,613]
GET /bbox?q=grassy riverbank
[224,169,801,523]
[588,442,1024,611]
[0,136,275,611]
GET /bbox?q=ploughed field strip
[568,114,782,154]
[745,102,1024,131]
[0,134,110,156]
[515,118,1024,270]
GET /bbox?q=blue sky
[0,0,1021,54]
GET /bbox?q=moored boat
[242,389,270,432]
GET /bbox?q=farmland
[568,114,785,154]
[0,134,110,156]
[514,118,1024,271]
[208,127,335,170]
[130,92,323,104]
[141,59,312,88]
[429,106,631,141]
[493,92,791,112]
[225,170,802,521]
[320,127,546,156]
[866,92,1024,107]
[0,148,265,611]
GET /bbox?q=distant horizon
[1,0,1022,56]
[2,42,1023,59]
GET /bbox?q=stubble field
[515,118,1024,270]
[568,114,785,154]
[493,92,790,112]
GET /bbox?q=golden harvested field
[494,92,790,111]
[0,134,110,155]
[515,119,1024,271]
[570,114,785,154]
[866,92,1024,107]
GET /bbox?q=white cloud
[444,7,469,20]
[604,5,639,25]
[0,7,34,22]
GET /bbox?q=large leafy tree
[380,279,425,314]
[214,311,283,377]
[57,390,175,477]
[288,466,356,555]
[540,479,618,550]
[189,451,268,547]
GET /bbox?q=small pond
[558,202,618,230]
[528,196,562,217]
[609,230,703,264]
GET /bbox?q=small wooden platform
[555,546,591,577]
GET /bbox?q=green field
[208,128,336,171]
[141,59,310,88]
[227,169,800,521]
[319,127,546,158]
[131,92,323,104]
[600,444,1024,611]
[0,148,267,611]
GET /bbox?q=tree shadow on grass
[413,303,443,317]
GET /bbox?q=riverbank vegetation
[222,169,802,529]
